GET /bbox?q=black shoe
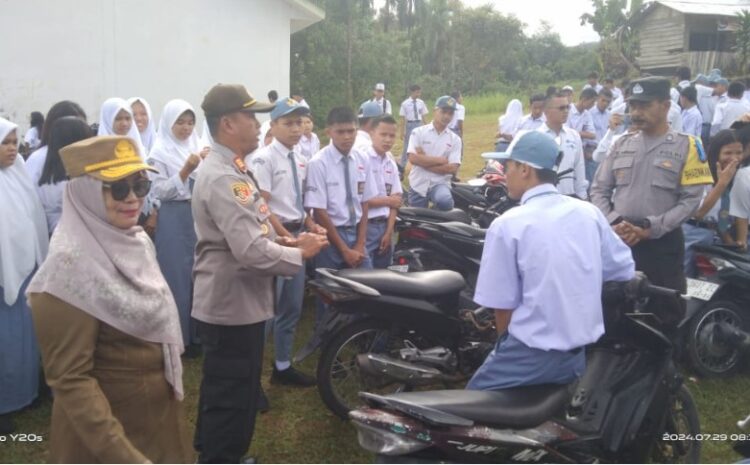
[271,365,316,387]
[257,387,270,413]
[0,413,15,435]
[182,343,202,359]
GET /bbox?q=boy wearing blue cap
[467,132,635,391]
[355,101,385,152]
[247,97,328,388]
[406,96,462,211]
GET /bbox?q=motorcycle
[682,243,750,377]
[307,267,497,419]
[349,274,702,463]
[451,161,516,228]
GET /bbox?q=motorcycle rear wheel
[652,384,701,463]
[687,301,746,378]
[317,318,443,420]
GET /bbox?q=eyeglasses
[102,178,152,201]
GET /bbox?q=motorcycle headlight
[352,420,430,456]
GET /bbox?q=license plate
[686,278,719,301]
[388,265,409,273]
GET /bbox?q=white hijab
[499,99,523,134]
[0,118,49,305]
[97,98,144,154]
[128,97,157,155]
[148,99,200,176]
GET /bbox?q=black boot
[271,365,316,387]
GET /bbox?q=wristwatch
[641,218,651,230]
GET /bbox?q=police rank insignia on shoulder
[231,181,253,205]
[233,156,248,174]
[681,136,713,186]
[261,223,270,236]
[259,203,269,215]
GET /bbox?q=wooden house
[632,0,750,74]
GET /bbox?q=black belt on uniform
[368,216,388,224]
[282,221,303,232]
[686,218,717,230]
[408,120,421,123]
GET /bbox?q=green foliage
[291,0,601,122]
[579,0,642,78]
[735,10,750,74]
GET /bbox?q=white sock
[275,360,291,371]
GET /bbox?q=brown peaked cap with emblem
[59,135,157,181]
[202,84,275,117]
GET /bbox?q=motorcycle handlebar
[643,283,683,299]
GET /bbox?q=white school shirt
[535,124,589,199]
[304,144,378,226]
[567,105,595,147]
[590,107,610,144]
[668,101,683,132]
[681,106,703,138]
[367,97,392,115]
[298,133,320,161]
[712,98,750,135]
[257,120,272,149]
[248,139,308,224]
[399,98,429,122]
[407,123,462,197]
[517,114,546,132]
[474,183,635,351]
[148,158,193,202]
[354,130,372,153]
[448,103,466,131]
[610,87,623,101]
[730,166,750,220]
[24,127,41,151]
[365,146,403,219]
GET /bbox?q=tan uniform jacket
[29,292,193,464]
[191,142,302,326]
[590,130,711,239]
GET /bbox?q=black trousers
[194,320,265,464]
[631,227,687,326]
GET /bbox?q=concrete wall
[0,0,305,134]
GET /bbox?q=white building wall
[1,0,301,133]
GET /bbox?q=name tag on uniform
[386,183,393,195]
[358,181,365,195]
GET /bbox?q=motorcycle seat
[337,269,466,298]
[399,207,472,225]
[437,221,486,239]
[379,384,571,429]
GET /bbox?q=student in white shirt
[496,99,523,151]
[588,89,613,183]
[583,71,603,93]
[468,131,634,391]
[23,112,44,155]
[248,98,327,387]
[364,83,392,115]
[355,101,384,152]
[603,77,622,102]
[537,92,589,199]
[298,114,320,160]
[406,96,462,211]
[364,115,403,268]
[448,90,465,140]
[679,86,703,138]
[305,106,378,274]
[711,81,750,136]
[516,94,547,132]
[567,87,597,147]
[399,84,429,166]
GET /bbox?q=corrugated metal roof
[655,0,750,16]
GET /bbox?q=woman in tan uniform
[26,135,193,463]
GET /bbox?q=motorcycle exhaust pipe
[357,353,461,386]
[715,322,750,351]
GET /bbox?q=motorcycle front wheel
[687,300,746,378]
[317,318,442,420]
[652,384,701,463]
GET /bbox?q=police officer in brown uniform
[591,77,713,322]
[191,84,327,463]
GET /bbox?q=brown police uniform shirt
[590,130,713,239]
[191,142,303,326]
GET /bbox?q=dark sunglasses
[103,178,152,201]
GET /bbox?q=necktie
[342,155,356,226]
[412,99,418,121]
[288,152,304,219]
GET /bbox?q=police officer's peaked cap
[202,84,274,117]
[627,77,671,102]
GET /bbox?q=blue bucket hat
[270,97,310,121]
[481,131,559,170]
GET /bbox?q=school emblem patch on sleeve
[231,182,253,205]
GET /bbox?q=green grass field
[3,110,750,463]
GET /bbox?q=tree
[735,10,750,74]
[580,0,642,77]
